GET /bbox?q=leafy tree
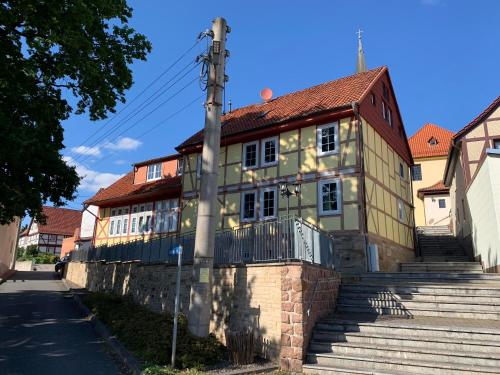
[0,0,151,224]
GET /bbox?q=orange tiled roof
[178,67,386,148]
[409,123,454,159]
[84,172,182,207]
[453,96,500,141]
[36,206,82,236]
[417,180,449,198]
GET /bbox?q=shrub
[82,292,225,369]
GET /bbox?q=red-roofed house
[177,66,415,273]
[84,154,183,247]
[444,96,500,272]
[408,123,454,227]
[18,207,82,255]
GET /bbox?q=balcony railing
[69,216,337,268]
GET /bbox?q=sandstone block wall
[64,260,340,369]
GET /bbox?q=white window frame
[147,163,162,181]
[243,141,259,170]
[398,199,404,222]
[399,162,405,180]
[261,136,278,167]
[387,106,393,127]
[154,199,179,233]
[176,158,184,176]
[438,198,446,209]
[260,187,277,220]
[382,101,387,120]
[317,122,339,157]
[318,178,342,216]
[240,190,257,222]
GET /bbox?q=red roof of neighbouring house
[409,123,454,159]
[417,180,449,198]
[84,172,182,207]
[35,206,82,236]
[178,67,386,149]
[453,96,500,141]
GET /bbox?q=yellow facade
[411,156,448,227]
[181,117,360,233]
[362,118,414,249]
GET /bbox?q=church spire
[356,29,367,73]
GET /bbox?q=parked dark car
[55,256,69,277]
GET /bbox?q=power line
[78,78,200,167]
[75,40,202,149]
[75,65,199,164]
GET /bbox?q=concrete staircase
[303,230,500,374]
[417,225,470,262]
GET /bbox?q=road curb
[62,280,143,375]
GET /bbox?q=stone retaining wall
[65,261,340,370]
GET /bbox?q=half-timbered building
[176,66,415,273]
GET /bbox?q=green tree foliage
[0,0,151,224]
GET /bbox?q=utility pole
[188,17,229,337]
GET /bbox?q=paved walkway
[0,271,122,375]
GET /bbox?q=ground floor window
[241,191,257,221]
[318,178,341,215]
[154,199,179,233]
[260,188,277,219]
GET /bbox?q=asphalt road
[0,271,122,375]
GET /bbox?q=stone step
[420,257,471,262]
[341,282,500,296]
[360,272,500,283]
[316,317,500,342]
[339,290,500,304]
[303,363,405,375]
[311,331,500,354]
[336,303,500,320]
[337,297,500,313]
[308,341,500,367]
[305,352,499,374]
[401,262,481,267]
[400,263,483,273]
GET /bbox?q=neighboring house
[444,96,500,272]
[176,66,415,273]
[18,207,82,255]
[84,154,183,247]
[0,219,20,278]
[408,123,454,227]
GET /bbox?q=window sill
[261,161,278,168]
[242,165,258,171]
[318,210,342,217]
[317,150,339,157]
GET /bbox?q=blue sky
[60,0,500,210]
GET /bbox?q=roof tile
[36,207,82,236]
[409,123,454,158]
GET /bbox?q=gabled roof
[177,66,386,149]
[417,180,449,198]
[34,206,82,236]
[409,123,454,159]
[84,172,181,207]
[134,153,180,168]
[453,96,500,141]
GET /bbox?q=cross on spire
[356,29,367,73]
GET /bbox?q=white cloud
[114,159,128,165]
[71,145,101,157]
[64,156,124,193]
[104,137,142,151]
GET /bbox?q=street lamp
[280,181,301,217]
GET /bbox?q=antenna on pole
[356,29,367,73]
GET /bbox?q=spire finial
[356,29,367,73]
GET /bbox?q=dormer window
[147,163,162,181]
[428,137,438,146]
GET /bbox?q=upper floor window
[147,163,162,181]
[382,83,389,100]
[370,93,376,106]
[196,154,202,178]
[399,162,405,179]
[429,137,438,146]
[411,165,422,181]
[176,158,184,176]
[109,206,130,236]
[493,139,500,149]
[261,137,278,167]
[260,188,277,219]
[387,107,393,127]
[438,199,446,209]
[241,191,257,221]
[319,178,341,215]
[243,141,258,169]
[317,122,339,156]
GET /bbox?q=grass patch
[82,292,225,369]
